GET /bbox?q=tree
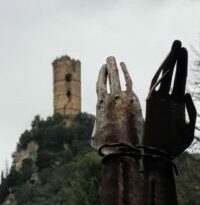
[17,130,32,150]
[188,42,200,151]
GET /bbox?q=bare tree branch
[194,136,200,142]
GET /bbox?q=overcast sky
[0,0,200,172]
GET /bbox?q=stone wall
[52,55,81,125]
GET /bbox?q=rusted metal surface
[91,57,144,155]
[143,158,178,205]
[101,156,144,205]
[92,57,144,205]
[143,40,197,205]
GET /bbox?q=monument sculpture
[92,40,196,205]
[92,57,144,205]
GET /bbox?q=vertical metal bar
[101,156,144,205]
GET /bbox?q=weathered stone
[2,194,16,205]
[52,55,81,126]
[12,141,38,171]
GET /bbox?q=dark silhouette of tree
[188,42,200,150]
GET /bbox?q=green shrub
[18,130,32,150]
[1,112,199,205]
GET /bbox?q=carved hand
[144,40,196,158]
[91,57,143,156]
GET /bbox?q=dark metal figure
[143,40,197,205]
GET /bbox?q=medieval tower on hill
[52,55,81,125]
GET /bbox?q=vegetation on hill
[0,113,199,205]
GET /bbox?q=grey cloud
[0,0,200,172]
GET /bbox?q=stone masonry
[52,55,81,125]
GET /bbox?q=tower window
[65,73,72,81]
[67,90,71,97]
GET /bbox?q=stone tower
[52,55,81,125]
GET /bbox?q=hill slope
[0,113,199,205]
